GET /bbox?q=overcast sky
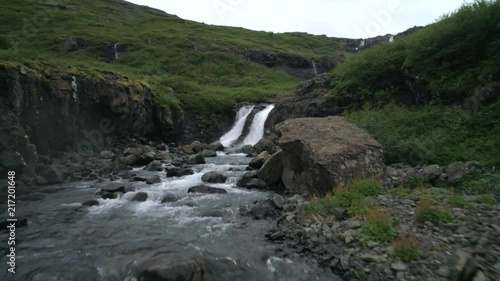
[127,0,471,38]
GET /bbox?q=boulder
[156,151,172,161]
[124,146,143,157]
[448,249,481,281]
[37,165,65,185]
[102,193,119,200]
[191,141,206,153]
[252,138,277,155]
[236,171,258,187]
[82,199,99,207]
[446,161,482,184]
[188,154,206,165]
[133,176,148,182]
[130,255,213,281]
[99,150,115,159]
[276,117,388,196]
[132,192,148,202]
[144,160,163,171]
[257,150,284,186]
[181,145,195,155]
[146,175,161,184]
[245,178,267,190]
[120,155,137,166]
[421,164,443,181]
[202,149,217,158]
[101,182,128,193]
[241,145,253,155]
[188,185,227,194]
[137,152,156,165]
[248,151,270,169]
[207,141,224,152]
[0,150,26,170]
[165,167,194,177]
[249,199,280,220]
[201,171,227,184]
[161,193,179,203]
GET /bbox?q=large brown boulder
[276,116,387,196]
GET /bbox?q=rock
[130,255,213,281]
[276,117,387,196]
[156,151,172,161]
[146,175,161,184]
[188,185,227,194]
[360,254,385,263]
[99,150,115,159]
[165,167,194,177]
[37,165,65,185]
[132,192,148,202]
[124,147,143,157]
[191,141,206,153]
[245,178,267,190]
[249,200,280,220]
[202,149,217,158]
[236,171,258,187]
[345,221,362,229]
[241,145,253,155]
[391,262,407,271]
[181,145,195,155]
[137,152,156,165]
[144,160,163,171]
[201,171,227,184]
[252,137,277,155]
[161,193,178,203]
[472,271,486,281]
[133,176,148,182]
[449,249,480,281]
[272,194,285,209]
[101,182,128,193]
[446,162,481,184]
[421,164,443,181]
[257,150,284,187]
[249,151,270,169]
[82,199,99,207]
[188,153,206,164]
[207,141,224,152]
[120,155,137,166]
[0,150,26,170]
[102,193,119,199]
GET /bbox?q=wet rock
[132,192,148,202]
[272,194,285,209]
[130,254,213,281]
[82,199,99,207]
[207,141,224,152]
[144,160,163,171]
[191,141,206,153]
[120,155,137,166]
[257,150,284,187]
[252,137,277,155]
[99,150,115,159]
[146,175,161,184]
[188,153,206,165]
[201,171,227,184]
[102,193,119,199]
[202,149,217,158]
[276,116,387,196]
[165,167,194,177]
[188,185,227,194]
[236,171,258,187]
[249,199,280,220]
[249,151,270,169]
[181,145,195,155]
[161,193,178,203]
[156,151,172,161]
[37,165,65,185]
[245,178,267,190]
[101,182,128,193]
[241,145,253,155]
[133,176,147,182]
[137,152,156,165]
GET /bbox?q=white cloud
[127,0,472,38]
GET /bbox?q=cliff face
[0,64,183,184]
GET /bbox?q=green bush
[360,207,396,243]
[416,198,454,225]
[393,235,420,262]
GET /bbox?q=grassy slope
[0,0,344,112]
[327,0,500,166]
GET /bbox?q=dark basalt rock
[188,185,227,194]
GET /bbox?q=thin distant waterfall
[114,42,120,59]
[312,60,318,76]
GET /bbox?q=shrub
[416,198,454,225]
[393,234,420,262]
[477,194,497,205]
[448,194,473,209]
[361,207,396,243]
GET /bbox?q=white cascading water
[114,42,120,59]
[389,36,395,43]
[220,105,255,147]
[242,104,275,146]
[312,60,318,76]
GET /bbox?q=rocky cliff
[0,64,183,184]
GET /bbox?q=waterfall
[114,42,119,59]
[389,36,395,43]
[356,39,365,50]
[242,104,275,146]
[220,106,255,147]
[312,60,318,76]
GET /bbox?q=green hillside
[0,0,345,112]
[327,0,500,166]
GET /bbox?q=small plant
[477,194,497,205]
[448,194,473,209]
[348,198,372,218]
[388,187,412,199]
[361,207,395,243]
[393,234,420,262]
[416,198,454,225]
[350,178,383,197]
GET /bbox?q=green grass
[0,0,348,112]
[360,207,396,243]
[416,198,454,225]
[393,235,420,262]
[448,194,473,209]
